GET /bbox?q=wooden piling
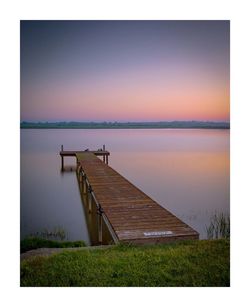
[76,162,80,175]
[98,213,103,243]
[83,176,87,194]
[61,156,64,171]
[88,188,92,212]
[61,145,64,171]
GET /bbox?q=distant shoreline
[21,127,230,130]
[20,121,230,129]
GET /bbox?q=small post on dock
[102,145,105,162]
[61,145,64,171]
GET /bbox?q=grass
[21,239,229,287]
[21,237,86,253]
[31,226,68,241]
[206,212,230,239]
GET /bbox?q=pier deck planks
[76,152,199,244]
[60,150,110,157]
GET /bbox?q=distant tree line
[20,121,230,129]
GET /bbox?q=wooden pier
[60,147,199,244]
[60,144,110,170]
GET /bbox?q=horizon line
[21,120,230,123]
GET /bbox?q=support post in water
[61,157,64,171]
[61,145,64,172]
[81,172,84,190]
[88,186,92,212]
[83,175,87,194]
[61,145,64,171]
[60,145,64,171]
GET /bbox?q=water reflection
[21,152,90,244]
[60,165,77,174]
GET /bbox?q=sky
[20,20,230,122]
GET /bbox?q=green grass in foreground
[21,237,86,253]
[21,239,229,287]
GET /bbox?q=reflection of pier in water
[60,145,199,245]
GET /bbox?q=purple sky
[20,20,230,122]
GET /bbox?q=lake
[21,129,230,244]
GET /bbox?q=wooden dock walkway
[62,149,199,245]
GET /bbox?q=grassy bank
[21,237,86,253]
[21,239,229,287]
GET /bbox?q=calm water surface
[21,129,229,243]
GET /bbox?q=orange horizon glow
[22,70,229,122]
